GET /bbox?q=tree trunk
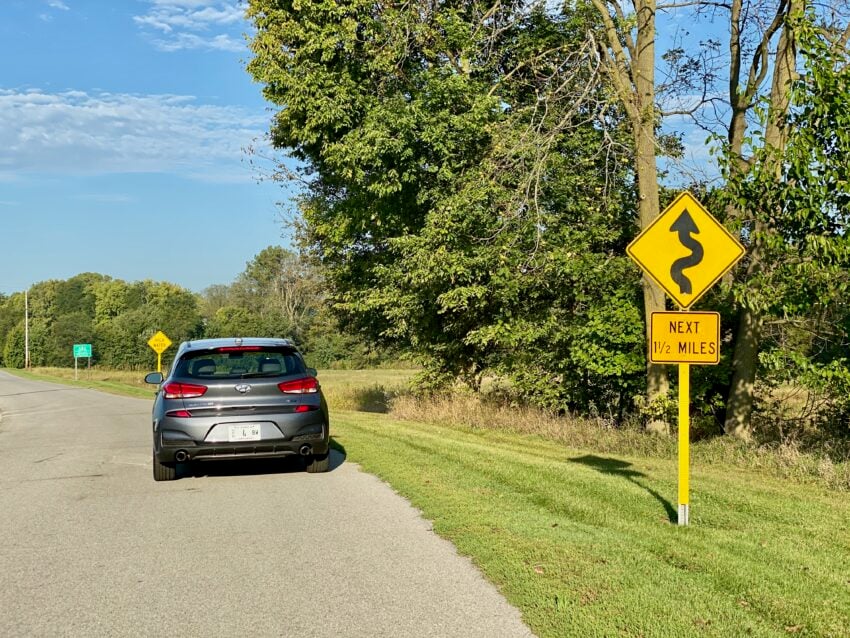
[635,125,669,434]
[590,0,668,431]
[633,1,669,434]
[724,304,762,439]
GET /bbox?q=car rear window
[174,347,306,379]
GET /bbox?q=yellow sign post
[678,363,690,525]
[649,311,721,526]
[147,330,173,373]
[627,192,745,526]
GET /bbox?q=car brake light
[163,382,208,399]
[216,346,263,352]
[277,377,318,394]
[166,409,193,418]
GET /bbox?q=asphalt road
[0,372,534,637]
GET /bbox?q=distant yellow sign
[627,192,745,309]
[147,331,172,355]
[650,312,720,365]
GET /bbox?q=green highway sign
[73,343,92,358]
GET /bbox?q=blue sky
[0,0,290,295]
[0,1,725,297]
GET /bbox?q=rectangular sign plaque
[73,343,92,358]
[650,312,720,365]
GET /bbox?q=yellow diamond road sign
[627,192,745,309]
[147,331,172,355]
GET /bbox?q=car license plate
[228,424,262,442]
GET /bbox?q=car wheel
[153,452,177,481]
[305,452,330,473]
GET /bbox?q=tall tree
[246,0,645,416]
[720,6,850,436]
[588,0,673,432]
[587,0,850,437]
[201,246,324,344]
[239,246,322,328]
[246,0,849,432]
[720,0,824,437]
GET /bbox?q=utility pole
[24,289,30,369]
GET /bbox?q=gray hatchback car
[145,337,330,481]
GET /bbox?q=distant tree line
[199,246,392,368]
[0,247,391,371]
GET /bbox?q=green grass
[6,366,849,636]
[309,368,416,412]
[5,366,155,399]
[333,412,850,637]
[2,367,417,406]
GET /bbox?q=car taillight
[277,377,318,394]
[163,382,208,399]
[294,405,318,413]
[166,409,193,418]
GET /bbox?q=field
[4,366,417,404]
[6,366,849,637]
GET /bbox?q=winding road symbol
[669,209,704,295]
[625,191,745,309]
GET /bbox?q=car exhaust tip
[175,450,189,463]
[299,445,312,456]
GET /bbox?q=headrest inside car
[259,358,282,374]
[191,358,216,376]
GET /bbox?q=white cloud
[39,1,70,22]
[0,89,269,180]
[135,5,242,32]
[150,0,221,7]
[150,32,243,53]
[134,1,246,52]
[75,194,135,204]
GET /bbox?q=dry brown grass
[27,366,151,386]
[389,392,850,490]
[389,393,677,458]
[315,369,416,413]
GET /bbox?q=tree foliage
[0,275,203,370]
[718,13,850,436]
[245,0,850,440]
[247,0,645,416]
[200,245,392,368]
[0,250,403,372]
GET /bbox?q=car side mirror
[306,367,318,378]
[145,372,164,385]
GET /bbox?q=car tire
[305,452,330,473]
[153,452,177,481]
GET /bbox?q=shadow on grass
[182,436,348,480]
[350,385,391,413]
[329,437,347,458]
[570,454,676,523]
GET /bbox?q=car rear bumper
[154,439,330,463]
[154,417,329,463]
